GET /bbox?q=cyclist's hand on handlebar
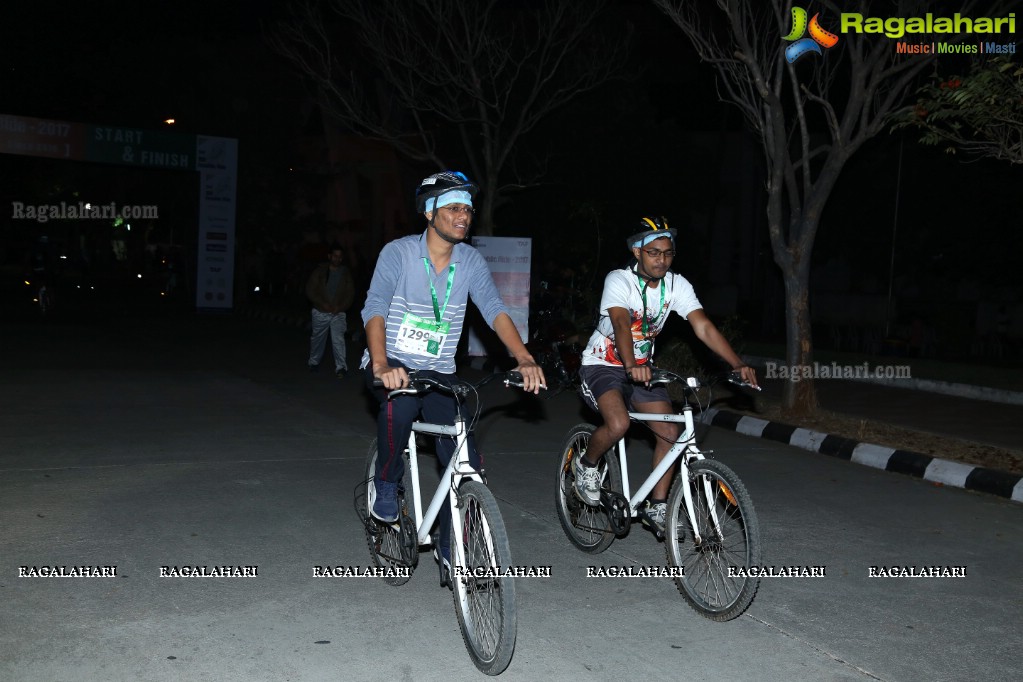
[512,360,546,394]
[627,364,652,385]
[373,364,409,390]
[735,365,759,390]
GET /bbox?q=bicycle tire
[362,439,417,586]
[451,480,517,675]
[665,457,761,621]
[554,423,623,554]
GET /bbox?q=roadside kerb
[705,407,1023,503]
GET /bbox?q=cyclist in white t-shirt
[576,217,758,531]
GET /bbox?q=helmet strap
[632,259,662,285]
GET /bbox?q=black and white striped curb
[705,407,1023,503]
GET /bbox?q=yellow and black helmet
[626,216,676,250]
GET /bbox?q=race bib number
[395,312,450,357]
[632,339,652,363]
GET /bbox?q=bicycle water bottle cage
[600,489,631,536]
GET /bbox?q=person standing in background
[306,244,355,378]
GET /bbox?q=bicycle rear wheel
[451,480,517,675]
[361,439,417,586]
[554,423,623,553]
[665,458,761,621]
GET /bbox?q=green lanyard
[423,259,456,323]
[635,273,665,338]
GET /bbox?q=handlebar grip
[373,369,420,392]
[727,371,762,392]
[503,370,546,390]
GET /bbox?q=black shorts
[578,364,670,412]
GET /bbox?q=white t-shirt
[581,266,702,367]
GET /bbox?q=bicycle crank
[600,489,631,536]
[397,507,418,565]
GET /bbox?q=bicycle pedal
[434,548,452,590]
[637,510,666,539]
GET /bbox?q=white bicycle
[356,371,528,675]
[555,369,763,621]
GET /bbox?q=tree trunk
[476,193,495,236]
[781,261,818,417]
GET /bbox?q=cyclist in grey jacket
[361,171,545,566]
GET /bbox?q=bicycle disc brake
[600,489,631,536]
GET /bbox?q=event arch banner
[1,113,237,309]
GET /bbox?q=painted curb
[705,407,1023,504]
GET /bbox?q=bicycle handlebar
[645,368,761,392]
[374,370,543,399]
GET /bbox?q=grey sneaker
[640,500,667,532]
[573,452,602,506]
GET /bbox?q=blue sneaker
[371,479,398,523]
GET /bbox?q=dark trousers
[365,361,481,554]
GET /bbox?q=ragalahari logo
[783,7,839,63]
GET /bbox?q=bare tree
[650,0,1006,415]
[896,56,1023,164]
[271,0,628,234]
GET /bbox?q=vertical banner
[468,236,532,356]
[195,136,238,309]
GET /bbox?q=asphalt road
[1,312,1020,681]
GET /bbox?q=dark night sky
[1,1,287,133]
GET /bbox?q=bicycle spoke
[463,498,502,658]
[452,481,516,674]
[555,424,622,554]
[360,440,416,586]
[666,459,761,621]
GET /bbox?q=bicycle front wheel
[665,458,761,621]
[361,439,417,586]
[554,423,623,553]
[451,480,517,675]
